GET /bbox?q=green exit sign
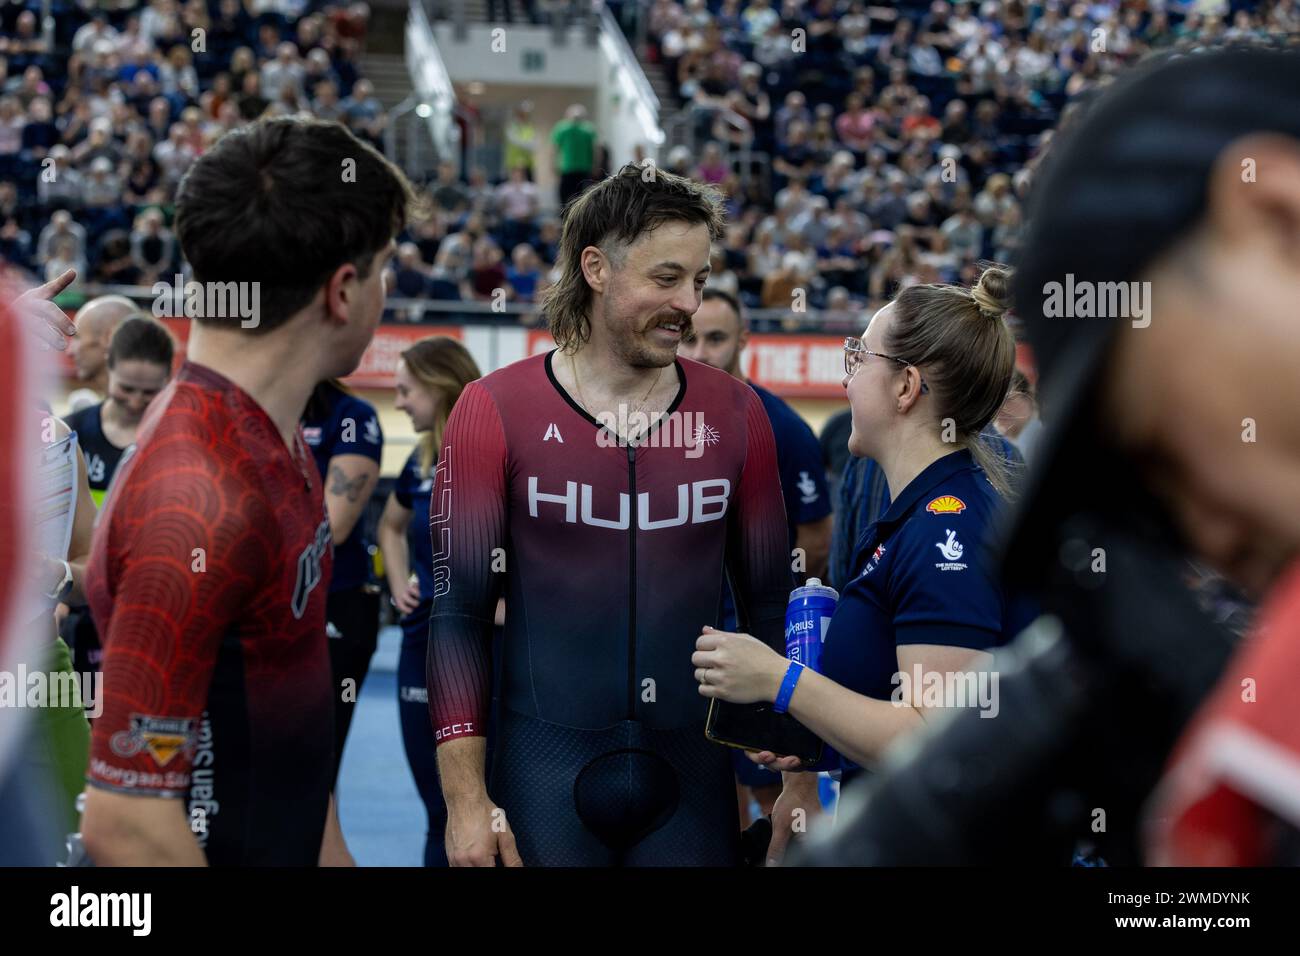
[522,49,545,72]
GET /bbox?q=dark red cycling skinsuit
[428,350,792,865]
[86,361,334,866]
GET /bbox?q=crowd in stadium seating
[4,0,1299,328]
[634,0,1300,326]
[382,0,1300,328]
[0,0,377,293]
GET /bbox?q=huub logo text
[152,274,261,328]
[1041,274,1151,328]
[528,477,731,529]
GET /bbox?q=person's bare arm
[318,793,355,866]
[325,453,380,545]
[81,790,208,866]
[62,443,96,605]
[377,491,421,615]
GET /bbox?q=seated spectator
[820,286,862,333]
[178,107,207,154]
[704,246,739,298]
[817,223,859,290]
[228,46,258,93]
[123,157,164,208]
[93,229,142,285]
[38,145,82,210]
[761,250,808,310]
[236,70,271,121]
[468,238,507,301]
[390,242,430,298]
[141,0,186,50]
[463,165,494,215]
[430,222,475,298]
[430,161,469,216]
[0,95,25,159]
[0,214,32,269]
[37,210,87,269]
[12,66,51,110]
[159,46,199,101]
[154,122,197,187]
[303,49,337,96]
[505,243,543,303]
[835,93,877,155]
[46,235,85,287]
[747,227,781,277]
[723,63,769,148]
[312,79,344,123]
[773,120,816,183]
[940,205,984,262]
[262,42,306,103]
[694,141,729,185]
[82,156,124,211]
[73,14,120,56]
[130,207,177,285]
[340,78,385,147]
[495,165,538,250]
[773,91,810,147]
[534,216,560,265]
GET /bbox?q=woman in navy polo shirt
[376,336,481,867]
[693,265,1032,801]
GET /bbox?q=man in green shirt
[550,104,597,206]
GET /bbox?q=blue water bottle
[784,578,838,672]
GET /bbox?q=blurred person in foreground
[800,45,1300,866]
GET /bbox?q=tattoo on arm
[329,464,369,503]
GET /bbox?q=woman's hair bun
[971,264,1014,320]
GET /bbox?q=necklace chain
[571,354,665,443]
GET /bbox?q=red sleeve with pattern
[86,454,266,797]
[427,380,508,746]
[727,386,795,652]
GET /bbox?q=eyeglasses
[843,336,929,392]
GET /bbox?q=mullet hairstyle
[541,162,725,352]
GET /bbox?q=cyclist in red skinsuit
[429,164,809,866]
[79,118,413,866]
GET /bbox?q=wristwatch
[45,559,73,603]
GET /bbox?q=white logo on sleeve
[797,470,819,504]
[543,423,564,443]
[363,417,380,444]
[934,529,967,571]
[87,453,105,483]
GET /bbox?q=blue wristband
[773,660,805,714]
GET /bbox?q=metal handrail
[599,3,659,116]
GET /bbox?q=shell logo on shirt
[926,495,967,515]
